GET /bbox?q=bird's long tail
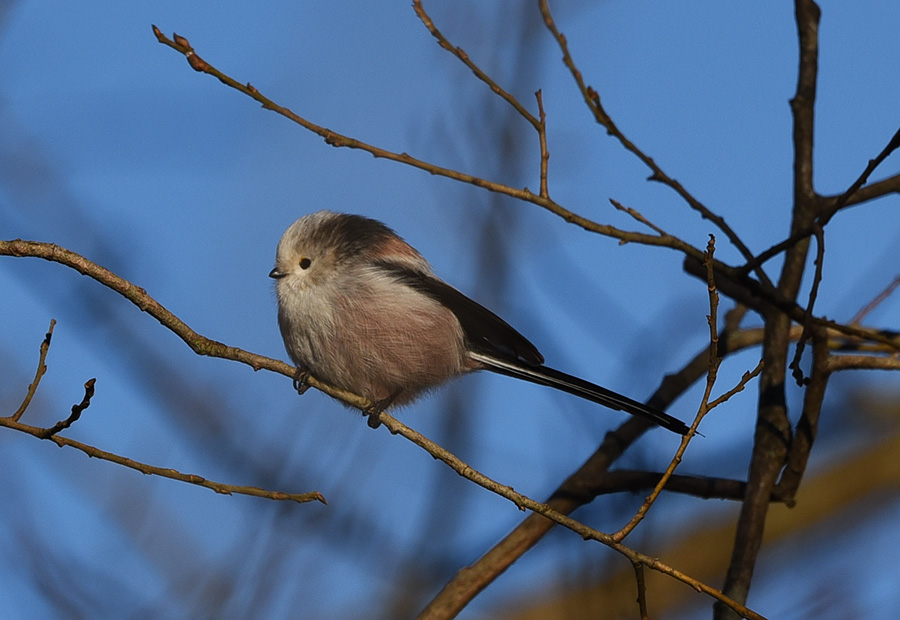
[470,352,689,435]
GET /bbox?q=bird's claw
[363,391,401,429]
[292,368,311,395]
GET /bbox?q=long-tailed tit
[269,211,688,435]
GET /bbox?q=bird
[269,210,688,435]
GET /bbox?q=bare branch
[779,325,831,500]
[716,2,821,617]
[571,469,786,503]
[0,413,325,504]
[412,0,540,129]
[0,240,301,386]
[38,377,96,439]
[788,222,825,385]
[818,125,900,224]
[850,274,900,325]
[614,236,721,542]
[741,127,900,274]
[828,170,900,207]
[150,25,713,263]
[826,354,900,372]
[1,238,764,617]
[633,561,649,620]
[610,199,669,237]
[535,90,549,198]
[401,384,770,619]
[420,319,781,620]
[13,319,56,422]
[536,0,766,283]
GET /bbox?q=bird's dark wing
[375,262,544,365]
[375,262,689,435]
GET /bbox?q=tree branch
[715,2,821,617]
[536,0,769,287]
[13,319,56,422]
[2,317,324,504]
[0,414,325,504]
[740,127,900,274]
[2,238,765,618]
[38,377,96,439]
[150,25,715,265]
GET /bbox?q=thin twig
[387,410,768,620]
[778,325,830,501]
[38,378,96,439]
[150,26,712,262]
[788,222,825,385]
[412,0,540,129]
[633,561,649,620]
[0,414,325,504]
[536,0,768,288]
[850,274,900,325]
[12,319,56,422]
[535,90,550,198]
[614,235,719,542]
[741,125,900,274]
[610,199,669,237]
[706,362,765,411]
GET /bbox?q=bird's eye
[299,257,312,270]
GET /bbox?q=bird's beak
[269,267,286,279]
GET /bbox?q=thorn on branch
[39,378,97,439]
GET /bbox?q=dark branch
[38,378,96,439]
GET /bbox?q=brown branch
[578,469,790,503]
[535,90,550,198]
[1,240,301,384]
[150,26,713,261]
[13,319,56,422]
[741,127,900,275]
[788,222,825,385]
[778,325,831,501]
[421,310,887,617]
[0,414,325,504]
[818,125,900,223]
[827,171,900,207]
[682,255,900,354]
[2,238,763,616]
[715,2,821,617]
[419,321,777,620]
[412,0,540,129]
[610,199,669,237]
[614,236,721,542]
[536,0,767,286]
[402,405,770,619]
[3,318,324,504]
[850,274,900,325]
[633,561,649,620]
[826,354,900,372]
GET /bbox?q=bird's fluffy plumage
[271,211,688,434]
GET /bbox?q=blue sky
[1,1,899,618]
